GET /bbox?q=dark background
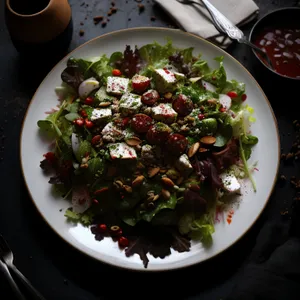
[1,0,300,299]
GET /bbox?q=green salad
[38,40,258,267]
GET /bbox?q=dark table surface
[1,0,300,299]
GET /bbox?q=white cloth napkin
[154,0,259,48]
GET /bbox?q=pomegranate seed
[98,224,107,233]
[80,110,88,117]
[118,236,129,248]
[241,94,247,101]
[75,118,84,126]
[198,114,205,120]
[85,120,94,129]
[91,135,101,145]
[227,91,238,98]
[219,107,226,112]
[93,199,99,205]
[43,152,56,163]
[112,69,122,76]
[122,117,130,128]
[85,97,94,105]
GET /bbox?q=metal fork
[177,0,274,69]
[0,235,46,300]
[0,258,26,300]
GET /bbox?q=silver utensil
[0,235,46,300]
[0,258,26,300]
[177,0,274,69]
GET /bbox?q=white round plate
[20,28,280,271]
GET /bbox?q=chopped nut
[137,162,145,169]
[161,189,171,200]
[125,137,142,146]
[200,136,216,146]
[132,175,145,187]
[148,167,160,178]
[164,92,172,99]
[188,142,200,158]
[279,175,286,181]
[199,147,209,153]
[93,15,103,24]
[161,177,175,188]
[286,152,294,160]
[138,4,145,12]
[159,169,167,174]
[111,7,117,13]
[124,185,132,193]
[189,184,200,192]
[101,21,107,27]
[113,180,124,190]
[99,102,111,107]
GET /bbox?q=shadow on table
[19,178,269,300]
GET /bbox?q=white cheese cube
[220,172,241,193]
[101,122,124,143]
[153,68,177,93]
[219,94,232,111]
[152,103,177,123]
[108,142,137,160]
[106,76,129,95]
[175,154,193,175]
[119,93,142,116]
[91,108,112,122]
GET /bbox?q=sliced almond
[159,169,167,174]
[148,167,160,178]
[132,175,144,187]
[188,142,200,158]
[125,137,142,146]
[200,136,216,146]
[123,185,132,193]
[161,177,175,188]
[99,102,111,107]
[153,194,160,202]
[199,147,210,153]
[113,180,123,190]
[161,189,171,200]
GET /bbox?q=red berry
[165,134,188,156]
[121,117,130,128]
[80,110,88,117]
[93,199,99,205]
[198,113,205,120]
[118,236,129,248]
[141,89,160,106]
[85,97,94,105]
[75,118,84,127]
[131,114,153,133]
[132,74,151,92]
[98,224,107,233]
[227,91,238,98]
[219,107,226,112]
[241,94,247,101]
[172,94,193,116]
[91,135,101,145]
[112,69,122,76]
[43,152,56,163]
[85,120,94,129]
[146,123,172,144]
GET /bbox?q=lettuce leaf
[192,59,210,75]
[203,56,227,91]
[64,208,95,226]
[90,55,112,82]
[141,194,177,222]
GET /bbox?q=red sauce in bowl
[253,27,300,79]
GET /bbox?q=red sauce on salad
[253,27,300,79]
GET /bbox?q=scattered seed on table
[138,4,145,12]
[151,16,156,21]
[102,21,107,27]
[79,29,85,36]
